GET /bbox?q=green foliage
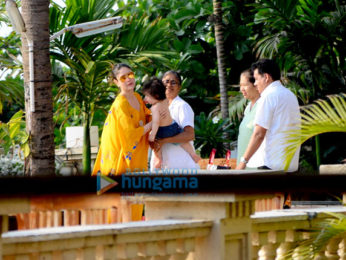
[285,212,346,259]
[0,77,24,114]
[109,15,178,73]
[53,50,114,174]
[0,33,24,117]
[55,49,114,116]
[0,110,29,158]
[227,91,248,121]
[253,0,345,170]
[194,112,235,158]
[284,94,346,170]
[120,0,255,116]
[0,32,22,78]
[252,0,346,101]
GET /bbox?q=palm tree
[21,0,55,176]
[212,0,230,149]
[54,50,114,174]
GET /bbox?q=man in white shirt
[150,71,199,170]
[236,59,300,172]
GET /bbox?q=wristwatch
[240,156,249,164]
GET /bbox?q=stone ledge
[2,219,213,242]
[319,164,346,174]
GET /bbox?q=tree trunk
[213,0,230,149]
[82,111,91,175]
[21,0,55,176]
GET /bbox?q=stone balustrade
[1,175,346,259]
[3,200,346,259]
[1,199,346,259]
[2,220,212,259]
[251,207,346,260]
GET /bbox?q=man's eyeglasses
[163,80,178,86]
[118,72,135,83]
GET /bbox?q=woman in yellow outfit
[92,63,152,221]
[92,63,152,176]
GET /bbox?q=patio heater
[5,0,123,112]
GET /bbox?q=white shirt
[150,96,199,170]
[254,81,301,172]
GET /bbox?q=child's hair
[142,77,166,101]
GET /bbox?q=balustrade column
[292,232,311,260]
[325,238,342,260]
[276,230,299,260]
[315,251,328,260]
[252,232,260,260]
[254,230,287,260]
[258,243,278,260]
[338,238,346,260]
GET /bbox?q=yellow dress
[92,92,151,176]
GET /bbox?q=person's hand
[236,162,246,170]
[148,133,155,142]
[159,109,167,118]
[149,141,155,149]
[152,139,164,152]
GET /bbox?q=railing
[1,174,346,260]
[251,207,346,260]
[2,220,212,259]
[3,206,346,259]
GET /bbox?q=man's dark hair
[142,77,166,101]
[251,59,281,81]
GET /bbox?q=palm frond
[254,33,281,58]
[228,92,248,121]
[285,212,346,259]
[0,78,24,113]
[283,94,346,170]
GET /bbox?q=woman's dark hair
[241,69,255,84]
[251,59,281,81]
[162,70,182,85]
[142,77,166,101]
[111,63,132,81]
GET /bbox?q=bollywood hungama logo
[122,168,198,192]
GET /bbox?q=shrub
[0,153,24,176]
